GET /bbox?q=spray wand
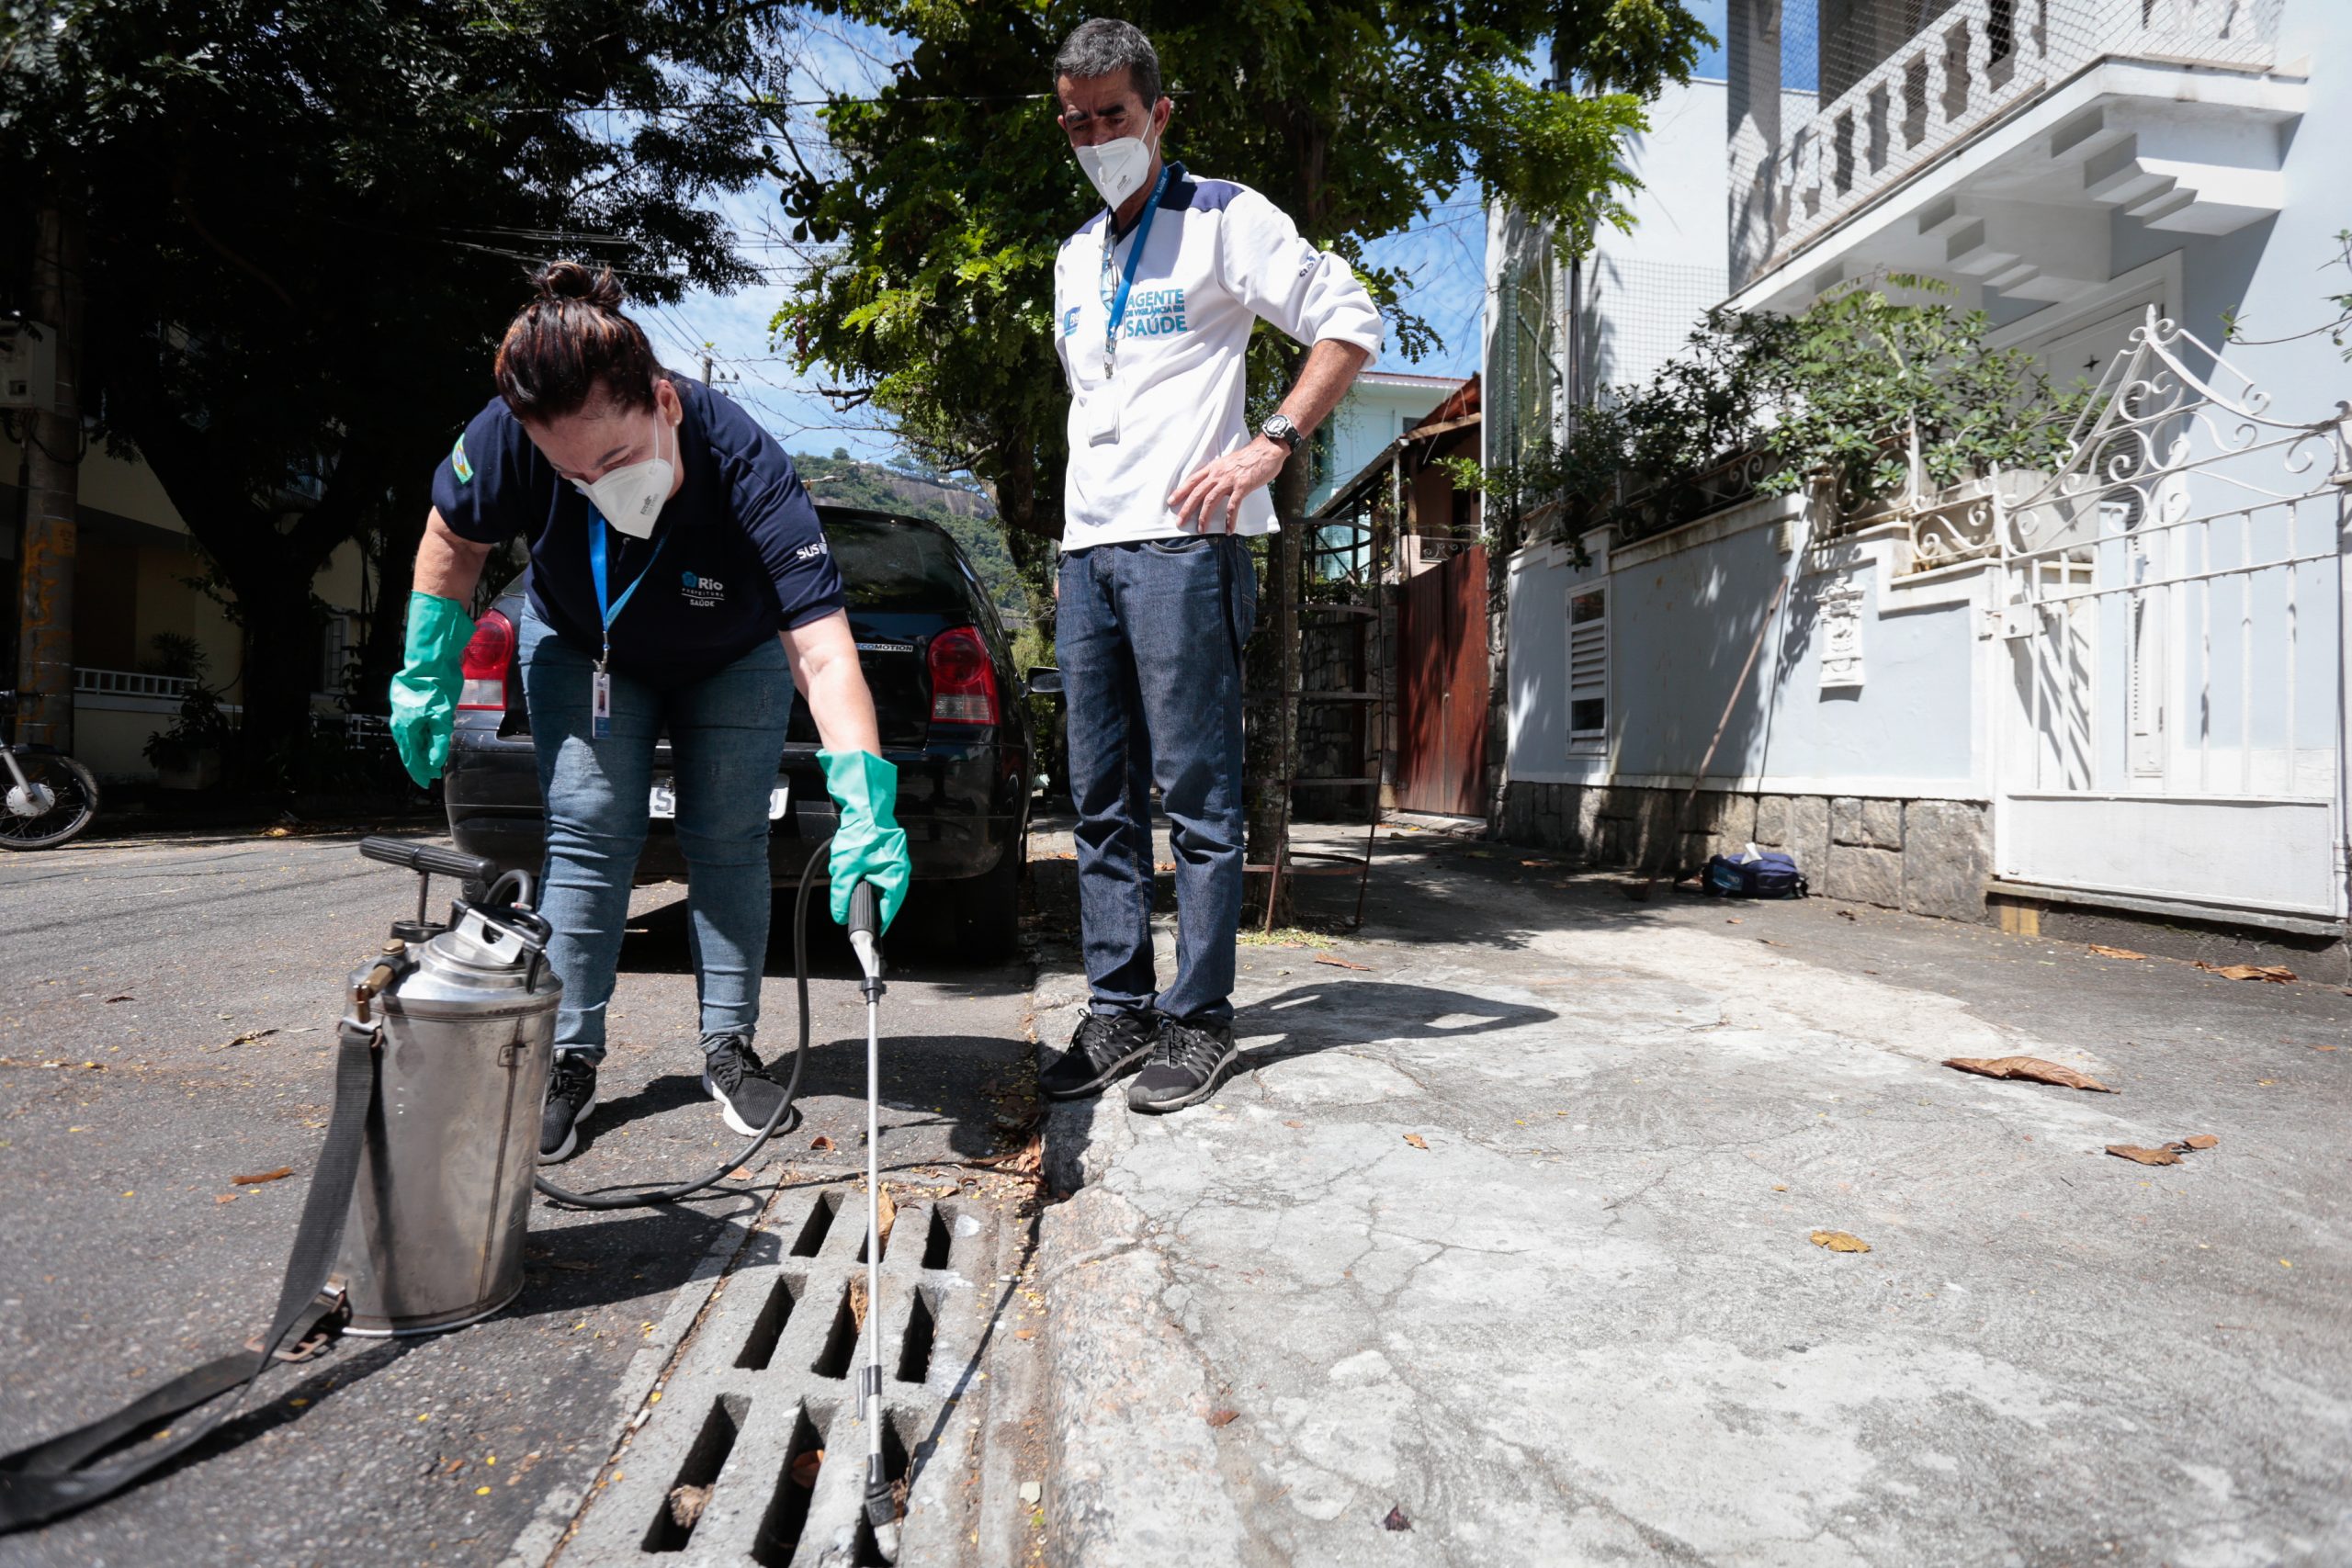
[845,880,901,1562]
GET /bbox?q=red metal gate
[1396,545,1488,817]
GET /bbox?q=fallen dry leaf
[848,1274,869,1332]
[1283,1120,1305,1129]
[788,1450,822,1490]
[1313,953,1373,972]
[1944,1056,2115,1093]
[1810,1230,1871,1253]
[262,826,292,839]
[2180,1134,2219,1151]
[231,1167,295,1186]
[667,1483,711,1530]
[214,1193,239,1205]
[875,1183,897,1255]
[1382,1506,1412,1532]
[728,1167,753,1180]
[809,1134,836,1152]
[1402,1134,1429,1150]
[1725,917,1743,924]
[2087,944,2148,960]
[1205,1408,1239,1427]
[1013,1329,1035,1340]
[2107,1144,2182,1167]
[2197,962,2295,983]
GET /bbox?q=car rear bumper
[445,724,1026,886]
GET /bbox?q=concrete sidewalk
[1030,828,2352,1566]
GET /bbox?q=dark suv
[443,507,1033,958]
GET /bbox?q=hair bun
[531,260,625,312]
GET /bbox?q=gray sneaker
[1126,1018,1238,1114]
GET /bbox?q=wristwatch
[1259,412,1303,452]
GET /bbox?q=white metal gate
[1993,310,2352,920]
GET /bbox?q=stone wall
[1499,781,1992,924]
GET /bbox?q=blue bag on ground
[1702,847,1809,899]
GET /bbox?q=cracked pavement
[1029,822,2352,1567]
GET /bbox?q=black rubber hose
[531,841,830,1210]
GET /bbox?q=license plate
[648,781,788,820]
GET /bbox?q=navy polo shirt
[430,375,844,686]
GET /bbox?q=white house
[1487,0,2348,946]
[1308,371,1470,515]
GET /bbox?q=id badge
[1087,391,1120,447]
[591,667,613,740]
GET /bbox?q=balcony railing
[1736,0,2281,288]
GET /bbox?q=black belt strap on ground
[0,1016,379,1533]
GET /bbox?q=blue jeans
[518,611,794,1062]
[1057,536,1257,1025]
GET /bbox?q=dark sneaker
[704,1033,797,1137]
[1038,1010,1157,1101]
[539,1054,598,1164]
[1126,1017,1239,1114]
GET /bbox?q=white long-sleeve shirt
[1052,162,1384,549]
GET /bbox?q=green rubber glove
[819,749,911,931]
[389,591,476,787]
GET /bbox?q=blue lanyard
[1102,162,1175,380]
[586,515,668,664]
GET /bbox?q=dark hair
[1053,17,1160,107]
[493,261,663,423]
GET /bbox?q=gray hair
[1053,18,1161,107]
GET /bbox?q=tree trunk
[16,204,85,752]
[1243,416,1313,929]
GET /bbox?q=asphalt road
[0,827,1034,1568]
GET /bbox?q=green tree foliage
[774,0,1709,544]
[1447,276,2087,544]
[0,0,791,771]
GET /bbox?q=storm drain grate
[559,1185,998,1567]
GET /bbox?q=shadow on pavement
[1232,979,1557,1062]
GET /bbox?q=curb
[1030,949,1250,1568]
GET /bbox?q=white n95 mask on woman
[575,411,676,538]
[1075,135,1153,212]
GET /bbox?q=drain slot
[735,1272,802,1371]
[920,1204,954,1269]
[788,1191,839,1258]
[749,1403,827,1568]
[641,1393,748,1552]
[850,1410,912,1568]
[812,1280,857,1378]
[895,1288,936,1384]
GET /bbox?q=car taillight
[927,625,998,725]
[458,608,514,711]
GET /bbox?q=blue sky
[662,6,1729,467]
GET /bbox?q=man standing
[1036,18,1380,1113]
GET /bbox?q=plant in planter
[143,685,235,790]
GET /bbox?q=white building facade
[1487,0,2349,942]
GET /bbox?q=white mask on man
[1075,133,1156,212]
[573,406,676,538]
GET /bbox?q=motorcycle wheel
[0,751,101,850]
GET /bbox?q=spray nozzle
[846,880,885,999]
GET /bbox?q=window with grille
[1568,587,1608,750]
